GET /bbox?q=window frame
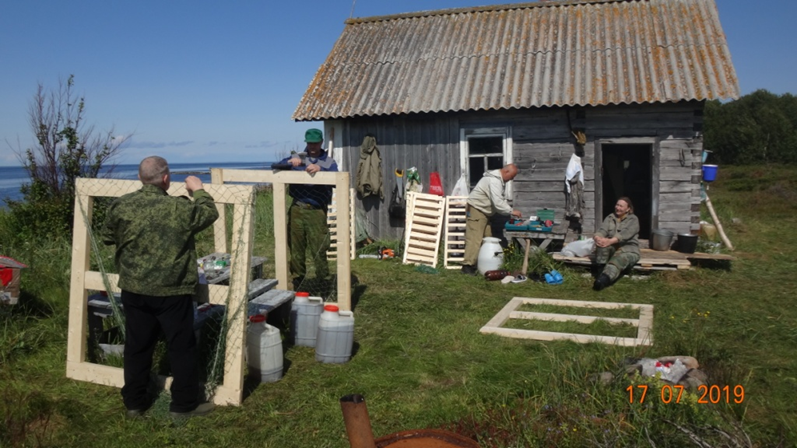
[459,126,514,198]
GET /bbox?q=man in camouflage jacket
[102,156,218,418]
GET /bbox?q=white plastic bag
[451,173,469,197]
[561,239,595,257]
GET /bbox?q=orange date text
[626,384,745,404]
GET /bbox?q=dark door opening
[601,144,652,239]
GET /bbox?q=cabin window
[459,127,513,197]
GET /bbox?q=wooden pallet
[480,297,654,347]
[553,248,694,271]
[327,188,356,260]
[443,196,468,269]
[403,192,445,267]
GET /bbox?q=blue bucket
[702,164,718,182]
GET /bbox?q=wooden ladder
[443,196,468,269]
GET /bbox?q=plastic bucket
[246,315,283,383]
[702,164,718,182]
[676,234,698,254]
[477,237,504,275]
[290,292,324,347]
[650,229,674,251]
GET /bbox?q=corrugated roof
[293,0,740,121]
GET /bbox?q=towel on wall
[565,153,584,194]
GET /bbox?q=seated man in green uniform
[592,196,640,291]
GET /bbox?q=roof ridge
[344,0,639,25]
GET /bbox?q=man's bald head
[139,156,170,189]
[500,163,519,182]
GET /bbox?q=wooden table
[505,230,567,275]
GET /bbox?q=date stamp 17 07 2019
[627,384,745,404]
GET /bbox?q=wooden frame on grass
[480,297,654,347]
[210,169,351,310]
[66,178,255,405]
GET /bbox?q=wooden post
[336,174,352,311]
[704,191,734,251]
[211,168,228,254]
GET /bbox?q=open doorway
[601,144,652,239]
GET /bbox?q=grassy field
[1,165,795,447]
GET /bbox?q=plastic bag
[451,173,469,197]
[429,172,444,196]
[561,239,595,257]
[405,167,423,193]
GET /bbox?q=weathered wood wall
[337,101,703,240]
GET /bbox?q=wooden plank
[210,168,228,254]
[517,297,644,310]
[66,191,93,374]
[481,327,643,347]
[273,182,289,293]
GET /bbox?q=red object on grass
[0,268,11,287]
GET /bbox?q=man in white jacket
[461,164,522,275]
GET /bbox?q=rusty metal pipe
[340,394,377,448]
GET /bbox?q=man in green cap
[276,129,339,289]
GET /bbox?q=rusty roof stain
[293,0,740,121]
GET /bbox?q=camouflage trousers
[595,246,639,281]
[289,204,330,279]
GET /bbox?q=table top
[505,230,566,239]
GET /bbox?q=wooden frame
[66,178,256,406]
[402,192,445,267]
[210,169,351,310]
[443,196,468,269]
[480,297,653,347]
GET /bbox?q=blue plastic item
[504,221,529,231]
[702,164,718,182]
[545,270,563,285]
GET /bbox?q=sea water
[0,161,275,208]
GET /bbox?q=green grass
[516,304,642,319]
[505,317,640,339]
[1,165,796,447]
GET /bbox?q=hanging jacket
[356,135,384,199]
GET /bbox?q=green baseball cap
[304,128,323,143]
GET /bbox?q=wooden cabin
[293,0,739,241]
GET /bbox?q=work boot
[460,265,477,276]
[593,274,611,291]
[170,402,215,418]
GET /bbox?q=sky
[1,0,795,167]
